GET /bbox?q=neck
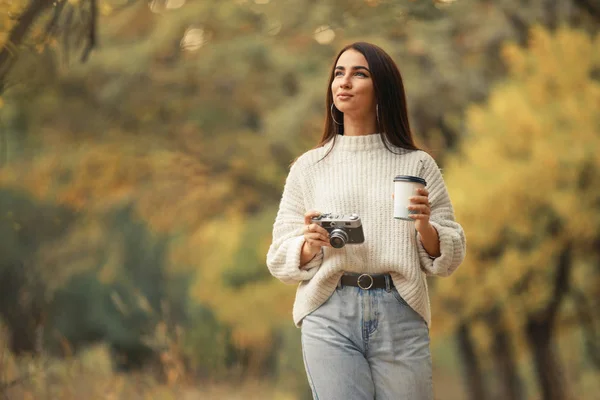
[342,113,377,137]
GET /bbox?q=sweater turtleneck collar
[329,133,387,152]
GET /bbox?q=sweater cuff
[284,236,322,282]
[417,221,458,277]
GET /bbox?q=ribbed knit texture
[266,133,466,327]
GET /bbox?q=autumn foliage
[0,0,599,397]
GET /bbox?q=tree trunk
[524,243,573,400]
[525,319,566,400]
[456,323,488,400]
[0,262,45,355]
[491,324,524,400]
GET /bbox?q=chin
[337,106,365,116]
[334,104,355,114]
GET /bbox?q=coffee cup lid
[394,175,427,186]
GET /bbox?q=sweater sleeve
[266,158,323,285]
[416,154,466,277]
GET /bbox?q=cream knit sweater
[266,133,466,327]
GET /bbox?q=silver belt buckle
[357,274,374,290]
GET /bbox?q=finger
[304,223,315,234]
[305,223,329,237]
[409,195,429,205]
[416,187,429,196]
[409,214,430,220]
[306,232,329,243]
[408,204,430,215]
[307,238,331,248]
[319,240,332,247]
[307,223,329,236]
[304,230,327,241]
[316,226,330,237]
[304,210,322,225]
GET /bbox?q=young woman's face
[331,49,376,118]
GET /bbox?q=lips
[337,93,353,99]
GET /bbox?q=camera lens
[329,229,349,249]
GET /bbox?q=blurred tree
[0,0,107,93]
[46,207,167,368]
[436,25,600,400]
[187,207,297,377]
[455,322,489,399]
[0,189,77,354]
[38,205,207,374]
[2,0,598,217]
[1,0,599,388]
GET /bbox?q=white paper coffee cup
[394,175,427,221]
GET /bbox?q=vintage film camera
[311,213,365,249]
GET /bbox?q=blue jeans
[301,277,433,400]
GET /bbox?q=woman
[266,42,466,400]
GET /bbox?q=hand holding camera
[300,210,332,267]
[303,210,332,250]
[310,212,365,249]
[301,210,366,267]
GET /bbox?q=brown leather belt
[340,273,393,290]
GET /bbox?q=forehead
[335,49,369,68]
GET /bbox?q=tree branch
[0,0,54,93]
[43,0,68,40]
[80,0,97,62]
[573,0,600,21]
[545,242,573,324]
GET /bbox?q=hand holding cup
[393,175,432,234]
[408,187,432,232]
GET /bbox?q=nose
[339,74,351,89]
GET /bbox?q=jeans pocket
[391,288,409,307]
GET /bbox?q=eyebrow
[335,66,371,73]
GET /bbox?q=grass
[0,343,297,400]
[2,325,597,400]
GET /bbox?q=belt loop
[385,275,391,292]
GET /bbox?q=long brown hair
[317,42,419,155]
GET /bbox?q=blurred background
[0,0,598,399]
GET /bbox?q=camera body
[311,213,365,249]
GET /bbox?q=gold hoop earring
[331,104,342,125]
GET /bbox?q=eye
[334,70,344,77]
[355,72,367,77]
